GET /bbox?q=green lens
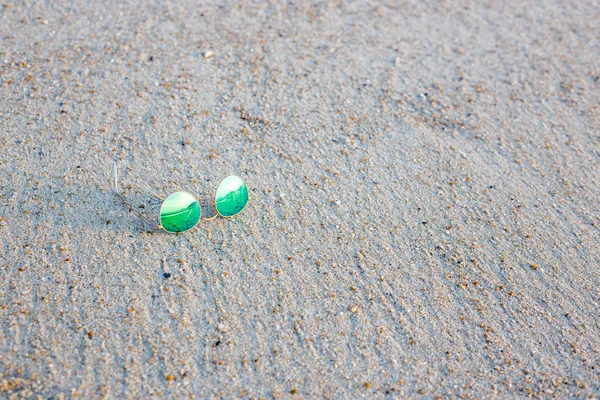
[159,191,201,233]
[215,176,249,217]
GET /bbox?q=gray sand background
[1,0,599,398]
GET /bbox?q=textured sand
[1,0,599,398]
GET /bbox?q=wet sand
[0,0,599,398]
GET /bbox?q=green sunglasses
[113,164,249,233]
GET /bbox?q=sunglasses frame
[113,164,248,233]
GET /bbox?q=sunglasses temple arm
[113,163,161,229]
[132,183,165,201]
[113,163,165,200]
[115,192,160,229]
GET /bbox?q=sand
[0,0,599,398]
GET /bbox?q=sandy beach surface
[1,0,599,398]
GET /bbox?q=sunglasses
[113,164,249,233]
